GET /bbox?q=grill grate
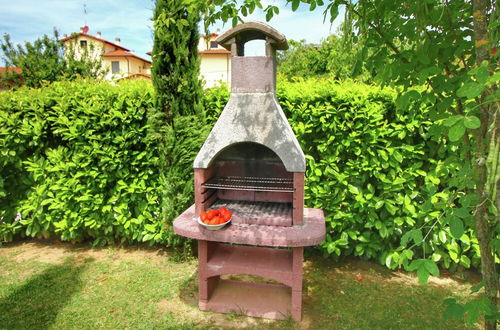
[202,176,294,193]
[210,199,292,224]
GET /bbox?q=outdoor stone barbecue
[173,21,326,321]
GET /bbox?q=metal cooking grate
[202,176,294,193]
[210,199,292,221]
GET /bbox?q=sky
[0,0,344,61]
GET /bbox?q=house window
[210,41,218,48]
[80,40,87,48]
[111,61,120,74]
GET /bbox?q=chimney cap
[216,21,288,51]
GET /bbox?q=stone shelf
[173,204,325,248]
[207,243,293,286]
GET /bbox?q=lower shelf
[207,243,293,286]
[199,279,291,320]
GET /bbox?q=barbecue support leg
[198,240,219,309]
[293,173,304,225]
[291,247,303,321]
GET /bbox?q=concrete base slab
[199,279,292,320]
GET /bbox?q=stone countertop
[173,204,326,247]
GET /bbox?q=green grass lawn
[0,240,479,329]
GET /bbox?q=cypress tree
[149,0,206,249]
[151,0,204,124]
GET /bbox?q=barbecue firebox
[173,21,325,321]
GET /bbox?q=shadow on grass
[301,256,478,329]
[178,268,199,308]
[0,258,88,329]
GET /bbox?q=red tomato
[207,210,216,219]
[222,213,231,222]
[211,216,220,224]
[200,212,208,222]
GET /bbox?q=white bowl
[197,216,232,230]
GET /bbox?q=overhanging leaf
[448,122,466,142]
[443,115,463,127]
[417,266,430,284]
[463,116,481,129]
[423,259,439,276]
[449,217,464,239]
[444,299,465,320]
[457,82,484,99]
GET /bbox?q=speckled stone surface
[231,57,276,93]
[173,204,325,247]
[193,92,306,172]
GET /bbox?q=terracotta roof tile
[199,49,231,54]
[0,67,22,74]
[103,50,152,64]
[60,33,130,51]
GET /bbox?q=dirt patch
[1,240,172,267]
[9,241,72,264]
[159,293,278,329]
[72,246,175,267]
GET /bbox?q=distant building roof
[147,48,231,56]
[0,67,22,74]
[0,67,23,89]
[103,50,152,64]
[60,33,130,52]
[199,49,231,54]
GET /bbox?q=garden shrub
[0,80,205,247]
[277,78,482,270]
[0,78,485,271]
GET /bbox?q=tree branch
[456,99,473,163]
[343,2,408,63]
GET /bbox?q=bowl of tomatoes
[198,207,232,230]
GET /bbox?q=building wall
[64,33,230,86]
[198,34,232,88]
[64,36,151,80]
[129,57,151,75]
[200,53,231,88]
[103,57,128,80]
[103,56,151,80]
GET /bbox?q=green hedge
[278,80,480,270]
[0,79,483,270]
[0,80,197,247]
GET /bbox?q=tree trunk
[472,0,498,329]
